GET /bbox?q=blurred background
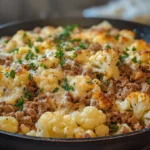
[0,0,150,25]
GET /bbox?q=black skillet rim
[0,18,150,142]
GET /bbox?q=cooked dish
[0,21,150,138]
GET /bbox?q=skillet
[0,18,150,150]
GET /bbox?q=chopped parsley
[119,52,129,62]
[132,47,136,51]
[36,37,43,42]
[109,123,119,132]
[5,39,9,44]
[25,50,34,60]
[40,63,48,69]
[29,63,36,71]
[10,48,19,53]
[76,42,88,50]
[62,78,74,91]
[55,24,78,42]
[71,52,78,59]
[28,39,33,48]
[14,96,24,111]
[70,38,81,43]
[18,59,23,64]
[87,81,92,84]
[105,44,111,49]
[132,57,141,64]
[52,87,59,93]
[10,70,16,78]
[146,79,150,84]
[37,88,44,94]
[55,47,65,67]
[4,70,16,78]
[24,88,32,100]
[114,34,120,40]
[28,74,33,80]
[35,46,40,53]
[126,47,129,51]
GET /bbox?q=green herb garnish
[10,70,16,78]
[14,96,24,111]
[25,50,34,60]
[132,57,141,64]
[132,47,136,51]
[34,46,40,53]
[10,48,19,53]
[29,63,36,71]
[28,39,33,48]
[52,87,59,93]
[119,52,129,62]
[105,44,111,49]
[36,37,43,42]
[18,59,23,64]
[24,88,32,99]
[115,34,120,40]
[62,78,74,91]
[109,123,119,132]
[28,74,33,80]
[146,79,150,84]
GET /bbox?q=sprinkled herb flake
[146,79,150,84]
[132,47,136,51]
[132,57,141,64]
[109,123,119,132]
[62,78,74,91]
[10,70,16,78]
[18,59,23,64]
[105,44,111,49]
[14,96,24,111]
[24,88,32,99]
[25,50,34,60]
[114,34,120,40]
[52,87,59,93]
[34,46,40,53]
[28,39,33,48]
[119,52,129,62]
[10,48,19,53]
[28,74,33,80]
[36,37,43,42]
[29,63,36,71]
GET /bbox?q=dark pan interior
[0,18,150,43]
[0,18,150,150]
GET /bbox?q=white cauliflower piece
[72,106,106,130]
[115,124,132,135]
[125,92,150,119]
[95,124,109,136]
[35,112,77,138]
[89,49,119,79]
[0,116,18,133]
[116,100,131,112]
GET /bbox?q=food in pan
[0,21,150,138]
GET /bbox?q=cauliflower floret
[89,49,119,79]
[67,75,94,99]
[116,99,131,112]
[95,124,109,136]
[35,112,77,138]
[72,106,106,130]
[34,68,63,93]
[125,92,150,119]
[0,67,29,104]
[115,124,132,135]
[0,116,18,133]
